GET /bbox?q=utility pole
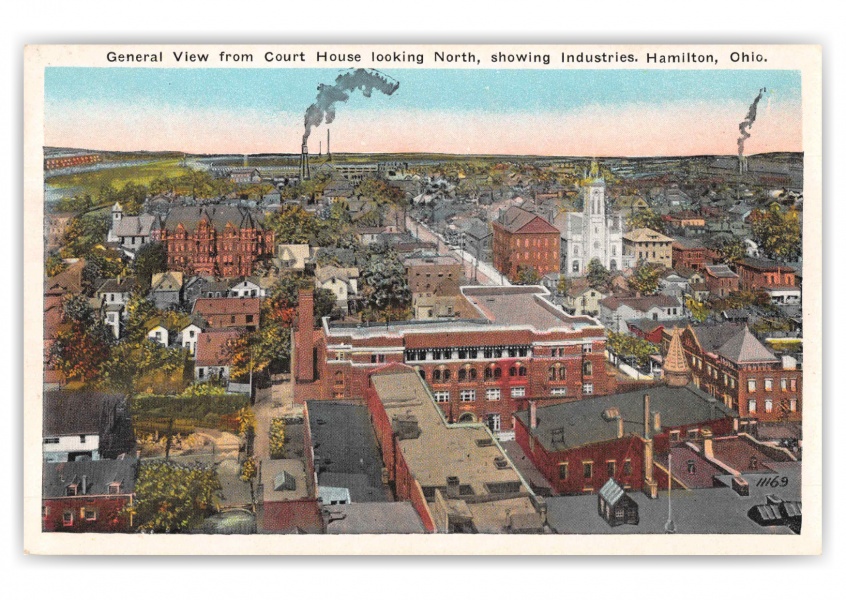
[665,451,677,534]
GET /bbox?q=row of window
[405,346,530,362]
[44,435,86,444]
[748,378,798,393]
[559,459,632,481]
[748,398,798,414]
[425,365,528,383]
[45,506,99,526]
[433,387,526,403]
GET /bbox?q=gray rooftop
[42,456,137,498]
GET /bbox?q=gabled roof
[703,264,739,279]
[598,478,626,505]
[113,214,157,237]
[623,228,674,243]
[162,206,266,231]
[43,391,124,437]
[192,297,261,316]
[42,456,138,498]
[150,271,183,292]
[496,206,559,234]
[97,277,137,294]
[600,294,681,312]
[195,330,240,366]
[736,257,795,272]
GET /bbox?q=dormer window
[108,482,122,495]
[66,484,78,497]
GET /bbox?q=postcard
[23,43,821,555]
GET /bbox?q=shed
[597,478,639,527]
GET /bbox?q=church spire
[663,326,691,387]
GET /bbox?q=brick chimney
[702,427,714,458]
[529,400,538,430]
[295,289,315,383]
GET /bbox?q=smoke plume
[302,69,400,145]
[737,88,767,159]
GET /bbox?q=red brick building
[192,297,261,331]
[671,237,708,271]
[152,206,274,278]
[514,384,736,496]
[734,257,797,291]
[294,286,614,438]
[42,457,137,533]
[702,264,740,298]
[661,324,802,423]
[492,206,560,281]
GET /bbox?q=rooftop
[691,324,778,364]
[736,256,796,272]
[43,391,124,437]
[495,206,559,234]
[515,383,735,452]
[260,459,310,503]
[600,294,681,312]
[192,297,261,316]
[324,502,426,534]
[195,330,240,367]
[623,228,674,243]
[42,456,138,498]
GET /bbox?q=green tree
[712,235,747,266]
[266,205,318,244]
[556,276,570,297]
[45,254,67,277]
[628,261,662,295]
[101,338,187,395]
[586,258,611,289]
[81,247,126,295]
[355,177,406,206]
[59,214,110,259]
[685,296,710,322]
[129,461,221,533]
[47,295,112,383]
[123,294,160,343]
[750,203,802,261]
[515,265,541,285]
[360,248,411,320]
[134,241,168,292]
[607,331,659,370]
[626,208,666,233]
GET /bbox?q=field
[46,158,194,197]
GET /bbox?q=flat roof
[260,459,310,503]
[324,502,426,534]
[370,369,541,533]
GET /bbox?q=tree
[355,177,406,206]
[607,331,659,370]
[586,258,611,289]
[626,208,666,233]
[556,276,570,297]
[59,214,110,259]
[134,241,168,292]
[129,461,221,533]
[515,265,541,285]
[240,456,258,510]
[269,418,286,459]
[81,247,126,295]
[712,235,747,266]
[685,296,710,322]
[360,248,411,321]
[266,205,318,244]
[123,294,160,343]
[628,261,662,295]
[750,203,802,262]
[101,338,187,395]
[47,295,112,383]
[45,254,67,277]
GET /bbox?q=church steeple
[663,326,691,387]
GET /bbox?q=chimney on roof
[653,411,661,433]
[529,400,538,430]
[643,394,651,440]
[446,476,460,499]
[702,427,714,458]
[81,475,88,495]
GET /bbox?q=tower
[663,326,692,387]
[111,202,123,226]
[300,145,310,180]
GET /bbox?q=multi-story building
[152,206,275,278]
[623,228,674,269]
[734,257,801,305]
[671,237,708,271]
[191,297,260,332]
[492,207,560,281]
[702,264,740,298]
[661,323,802,424]
[404,255,462,294]
[561,176,624,275]
[294,286,614,439]
[599,295,685,333]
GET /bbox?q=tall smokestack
[643,394,651,440]
[300,145,310,180]
[295,289,315,383]
[327,129,331,161]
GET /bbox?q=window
[84,508,97,521]
[583,462,593,479]
[63,511,74,527]
[764,378,773,391]
[790,398,797,412]
[511,387,526,398]
[623,459,632,476]
[583,383,594,395]
[583,361,593,376]
[558,463,569,481]
[748,379,757,392]
[231,315,236,324]
[460,390,476,402]
[44,437,59,444]
[486,389,501,401]
[434,391,450,403]
[670,430,681,442]
[66,484,78,497]
[42,505,49,519]
[108,482,121,495]
[582,343,592,353]
[781,378,787,391]
[79,435,86,443]
[551,388,568,396]
[765,399,773,413]
[486,413,501,432]
[606,460,616,477]
[246,315,254,323]
[749,399,757,413]
[688,429,699,440]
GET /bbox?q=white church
[561,169,626,276]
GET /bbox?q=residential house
[43,391,133,463]
[492,206,560,280]
[146,318,169,347]
[703,264,740,298]
[229,167,262,185]
[315,265,359,315]
[560,279,607,317]
[194,330,240,382]
[275,244,314,272]
[228,277,265,299]
[622,228,674,269]
[672,237,709,271]
[192,297,261,332]
[96,276,136,308]
[599,295,685,333]
[179,315,206,356]
[734,257,800,305]
[42,456,138,532]
[148,271,183,310]
[659,272,691,301]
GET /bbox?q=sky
[44,68,803,157]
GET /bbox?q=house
[658,272,691,301]
[96,276,137,308]
[672,237,708,271]
[148,271,183,310]
[43,391,134,463]
[661,324,802,424]
[366,366,546,533]
[45,258,85,298]
[42,455,138,533]
[734,257,800,304]
[229,276,272,299]
[314,265,359,315]
[194,330,240,382]
[107,203,158,255]
[560,279,607,317]
[192,297,261,332]
[598,478,639,527]
[492,206,560,280]
[622,228,674,269]
[514,383,736,496]
[599,295,685,333]
[228,167,262,185]
[703,264,740,298]
[274,244,314,272]
[146,319,169,347]
[627,318,691,345]
[179,315,206,356]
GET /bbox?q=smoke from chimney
[302,69,400,146]
[737,88,767,173]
